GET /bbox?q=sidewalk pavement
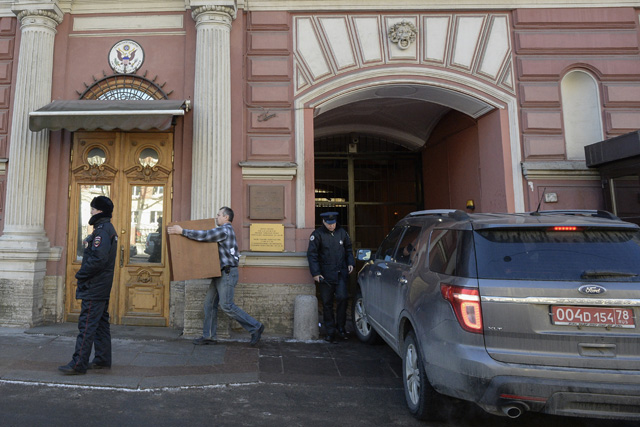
[0,323,402,390]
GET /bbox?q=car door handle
[399,277,408,285]
[375,271,382,276]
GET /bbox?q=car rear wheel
[402,331,444,420]
[352,289,379,344]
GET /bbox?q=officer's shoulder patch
[309,235,315,241]
[94,236,102,247]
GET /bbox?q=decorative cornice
[521,161,600,181]
[239,252,308,268]
[239,161,298,181]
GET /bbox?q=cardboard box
[167,219,221,281]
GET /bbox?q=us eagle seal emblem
[109,40,144,74]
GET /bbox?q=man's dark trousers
[71,299,112,372]
[318,274,348,336]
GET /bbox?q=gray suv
[354,209,640,421]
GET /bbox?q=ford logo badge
[578,285,607,295]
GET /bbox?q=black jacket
[307,225,355,284]
[75,216,118,301]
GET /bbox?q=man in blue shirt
[167,207,264,346]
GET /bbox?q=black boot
[337,328,349,340]
[324,333,337,343]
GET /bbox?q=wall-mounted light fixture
[466,199,475,211]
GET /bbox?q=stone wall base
[172,280,315,338]
[5,275,316,337]
[0,278,44,327]
[43,275,64,323]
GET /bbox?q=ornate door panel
[66,132,173,326]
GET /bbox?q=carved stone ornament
[388,20,417,50]
[191,4,237,22]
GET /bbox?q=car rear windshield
[474,228,640,281]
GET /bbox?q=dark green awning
[29,100,189,132]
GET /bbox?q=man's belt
[221,265,232,274]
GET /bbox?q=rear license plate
[551,306,635,328]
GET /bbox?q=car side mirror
[357,249,371,261]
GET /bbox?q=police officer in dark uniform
[307,212,355,343]
[59,196,118,375]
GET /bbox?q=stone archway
[294,72,524,228]
[292,12,525,227]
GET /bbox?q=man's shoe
[88,361,111,370]
[250,324,265,346]
[337,329,349,340]
[193,336,216,345]
[58,364,86,375]
[324,334,337,343]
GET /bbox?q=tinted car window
[474,229,640,281]
[375,226,405,262]
[428,229,476,277]
[396,226,422,265]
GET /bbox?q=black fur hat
[90,196,114,216]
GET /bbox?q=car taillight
[440,284,483,334]
[549,226,582,231]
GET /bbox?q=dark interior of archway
[314,134,423,251]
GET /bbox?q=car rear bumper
[423,324,640,420]
[477,375,640,420]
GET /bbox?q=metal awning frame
[28,100,190,132]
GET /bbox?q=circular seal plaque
[108,40,144,74]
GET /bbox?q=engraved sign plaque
[250,224,284,252]
[249,185,284,220]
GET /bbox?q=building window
[79,74,169,100]
[561,70,603,160]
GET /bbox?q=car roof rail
[407,209,457,217]
[532,209,620,220]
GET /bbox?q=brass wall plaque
[249,185,284,220]
[250,223,284,252]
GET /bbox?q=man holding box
[167,206,265,346]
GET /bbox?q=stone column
[185,2,237,338]
[0,4,63,327]
[190,2,236,219]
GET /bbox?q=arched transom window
[79,74,170,101]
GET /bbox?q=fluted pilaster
[0,4,62,327]
[191,4,236,220]
[3,7,62,239]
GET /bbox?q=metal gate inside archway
[313,134,424,253]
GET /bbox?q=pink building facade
[0,1,638,334]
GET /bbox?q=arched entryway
[296,75,523,235]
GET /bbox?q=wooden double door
[65,132,173,326]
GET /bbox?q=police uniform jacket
[75,216,118,301]
[307,225,355,284]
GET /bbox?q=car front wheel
[352,289,379,344]
[402,331,444,420]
